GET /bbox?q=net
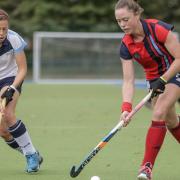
[33,32,145,84]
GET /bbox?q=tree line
[0,0,179,66]
[1,0,180,38]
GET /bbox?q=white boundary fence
[33,32,127,84]
[33,31,179,85]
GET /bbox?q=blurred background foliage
[1,0,180,38]
[0,0,179,66]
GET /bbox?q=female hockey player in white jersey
[0,9,43,173]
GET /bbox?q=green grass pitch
[0,84,179,180]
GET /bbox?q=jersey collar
[140,19,150,36]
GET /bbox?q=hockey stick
[0,98,6,124]
[70,90,153,178]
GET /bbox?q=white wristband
[10,85,17,91]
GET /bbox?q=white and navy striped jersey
[0,29,27,80]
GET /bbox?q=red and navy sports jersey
[120,19,174,80]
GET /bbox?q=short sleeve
[155,21,174,43]
[7,30,27,54]
[119,42,132,60]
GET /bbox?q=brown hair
[0,9,9,21]
[115,0,144,15]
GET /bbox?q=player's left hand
[1,86,16,105]
[151,77,167,98]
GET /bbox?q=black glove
[151,77,167,98]
[1,86,16,105]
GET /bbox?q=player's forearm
[12,68,27,88]
[13,51,27,88]
[122,80,135,103]
[162,58,180,81]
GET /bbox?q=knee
[153,107,167,120]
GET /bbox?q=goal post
[33,32,145,84]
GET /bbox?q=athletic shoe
[137,162,152,180]
[26,151,43,173]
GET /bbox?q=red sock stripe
[151,120,166,127]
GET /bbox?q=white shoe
[137,162,152,180]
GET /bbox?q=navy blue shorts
[147,73,180,89]
[168,73,180,87]
[0,76,23,93]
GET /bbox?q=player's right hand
[1,86,15,105]
[120,111,131,127]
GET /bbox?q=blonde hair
[0,9,9,21]
[115,0,144,15]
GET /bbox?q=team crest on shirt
[133,52,141,60]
